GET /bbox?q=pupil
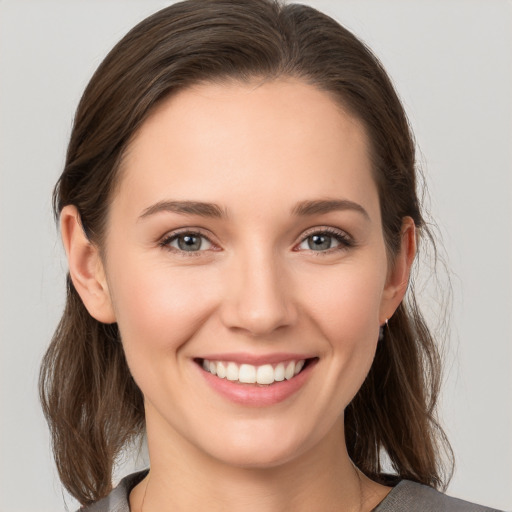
[308,234,331,251]
[178,235,201,251]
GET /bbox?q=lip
[196,352,316,366]
[195,356,318,407]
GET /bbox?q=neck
[131,415,389,512]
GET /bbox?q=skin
[61,78,416,512]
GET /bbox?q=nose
[219,248,298,337]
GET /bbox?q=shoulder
[375,480,504,512]
[75,470,148,512]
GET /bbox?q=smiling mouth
[197,358,316,385]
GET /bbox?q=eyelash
[295,227,355,255]
[158,227,355,256]
[159,229,217,257]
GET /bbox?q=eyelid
[157,225,354,254]
[299,225,352,239]
[294,226,355,252]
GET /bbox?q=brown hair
[40,0,453,505]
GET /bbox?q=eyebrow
[138,198,369,221]
[139,200,226,220]
[292,199,370,220]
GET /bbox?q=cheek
[304,262,386,343]
[298,261,386,402]
[107,257,219,361]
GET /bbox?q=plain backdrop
[0,1,511,511]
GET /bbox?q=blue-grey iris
[178,235,202,251]
[308,234,332,251]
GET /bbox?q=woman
[39,1,503,511]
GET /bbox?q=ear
[60,205,116,323]
[379,216,416,323]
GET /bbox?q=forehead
[114,78,378,220]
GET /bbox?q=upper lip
[196,352,316,365]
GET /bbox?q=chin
[212,444,303,470]
[197,421,322,471]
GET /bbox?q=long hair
[40,0,453,505]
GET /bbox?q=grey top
[78,470,504,512]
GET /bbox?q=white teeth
[202,359,307,384]
[226,362,239,381]
[284,361,295,380]
[239,364,256,383]
[274,363,285,382]
[256,364,275,385]
[216,361,227,379]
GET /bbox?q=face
[94,79,408,468]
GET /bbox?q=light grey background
[1,1,510,510]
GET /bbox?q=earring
[378,318,388,341]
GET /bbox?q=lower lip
[197,359,317,407]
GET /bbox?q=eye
[296,229,353,252]
[161,231,213,252]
